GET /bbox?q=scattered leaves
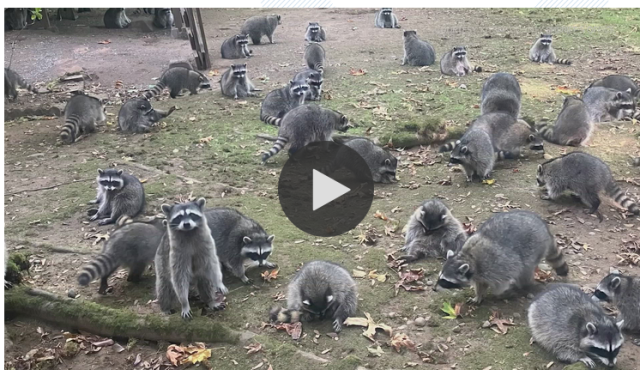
[344,312,393,341]
[486,311,515,334]
[261,269,279,282]
[390,333,416,353]
[244,343,263,355]
[166,343,211,366]
[374,210,388,221]
[91,233,109,245]
[350,68,367,76]
[395,268,425,296]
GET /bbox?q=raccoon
[304,42,326,73]
[261,104,350,163]
[77,217,165,294]
[240,14,281,45]
[144,67,209,100]
[133,8,154,15]
[401,30,436,67]
[153,8,174,29]
[529,284,624,368]
[440,46,481,77]
[320,138,398,184]
[270,260,357,333]
[480,72,522,119]
[435,210,568,304]
[293,69,323,101]
[583,86,636,123]
[633,157,640,167]
[536,96,593,146]
[220,34,252,59]
[468,113,544,159]
[103,8,131,29]
[204,207,276,284]
[5,8,28,31]
[589,74,639,100]
[399,199,467,262]
[87,169,146,226]
[305,22,326,42]
[4,67,38,101]
[60,93,106,144]
[219,64,260,99]
[260,80,309,126]
[168,60,194,71]
[536,151,640,221]
[374,8,400,29]
[155,198,228,319]
[593,269,640,333]
[529,34,572,65]
[448,128,495,182]
[118,98,176,134]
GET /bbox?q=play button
[278,141,374,237]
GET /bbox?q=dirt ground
[3,7,640,370]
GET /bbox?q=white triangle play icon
[312,169,350,211]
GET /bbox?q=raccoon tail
[115,215,134,229]
[261,136,288,162]
[545,241,569,276]
[606,182,640,215]
[438,141,458,153]
[77,252,119,286]
[554,59,572,66]
[537,124,559,144]
[313,63,324,74]
[260,112,282,126]
[143,82,166,100]
[269,306,301,323]
[473,66,482,73]
[15,74,39,94]
[60,114,81,144]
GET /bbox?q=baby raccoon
[204,207,276,284]
[220,34,252,59]
[529,284,624,368]
[219,64,260,99]
[536,96,593,147]
[440,46,481,77]
[260,80,309,126]
[304,42,325,73]
[4,67,38,101]
[374,8,400,28]
[103,8,131,29]
[583,86,636,123]
[589,74,639,100]
[402,30,436,67]
[320,138,398,183]
[88,169,145,226]
[77,217,165,294]
[435,210,568,304]
[60,93,107,144]
[293,69,323,101]
[261,104,350,163]
[537,151,640,221]
[448,128,495,182]
[481,72,522,119]
[529,34,572,65]
[241,14,281,45]
[118,98,176,133]
[153,9,174,29]
[399,199,467,262]
[144,67,209,100]
[155,198,228,319]
[270,260,357,333]
[305,22,326,42]
[593,269,640,333]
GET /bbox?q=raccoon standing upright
[270,260,357,333]
[220,34,252,59]
[293,69,323,101]
[583,86,636,123]
[77,217,165,294]
[529,284,624,368]
[374,8,400,28]
[59,93,107,144]
[435,210,568,304]
[88,169,145,226]
[399,199,467,262]
[480,72,522,119]
[536,96,593,146]
[402,31,436,67]
[204,207,276,284]
[118,98,176,134]
[261,104,350,163]
[153,9,174,29]
[219,64,260,99]
[4,68,38,101]
[103,8,131,29]
[320,138,397,183]
[440,47,481,76]
[529,34,572,65]
[305,22,326,42]
[155,198,227,319]
[304,42,326,73]
[241,15,281,44]
[448,128,495,182]
[537,151,640,221]
[260,80,309,126]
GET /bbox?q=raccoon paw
[87,208,99,217]
[467,296,483,305]
[97,218,114,226]
[241,276,254,285]
[181,309,193,320]
[210,301,227,311]
[262,261,277,268]
[332,319,343,333]
[4,280,12,289]
[579,357,596,368]
[218,284,229,295]
[89,213,99,221]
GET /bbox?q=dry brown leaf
[463,222,477,235]
[345,312,392,341]
[98,39,111,44]
[556,85,581,95]
[261,269,279,282]
[488,311,515,335]
[390,333,416,353]
[244,343,263,355]
[373,210,388,221]
[199,136,213,144]
[166,345,184,366]
[349,68,367,76]
[394,268,425,296]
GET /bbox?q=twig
[256,134,278,141]
[126,162,203,184]
[5,178,93,196]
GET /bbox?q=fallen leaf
[273,321,302,340]
[209,69,220,76]
[463,222,477,235]
[184,347,211,364]
[92,233,109,245]
[367,345,384,357]
[166,345,184,366]
[199,136,213,144]
[352,270,367,278]
[350,68,367,76]
[244,343,262,355]
[98,39,111,44]
[556,85,580,95]
[441,302,458,319]
[390,333,416,353]
[261,269,279,282]
[482,179,496,185]
[394,268,425,296]
[374,210,388,221]
[345,312,392,341]
[487,311,515,334]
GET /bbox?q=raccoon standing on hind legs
[402,30,436,67]
[529,34,572,65]
[440,47,482,77]
[374,8,400,28]
[480,72,522,119]
[305,22,326,42]
[220,34,252,59]
[219,64,261,99]
[60,93,107,144]
[87,169,145,226]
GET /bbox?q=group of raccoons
[4,8,640,368]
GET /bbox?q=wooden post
[195,9,211,70]
[172,8,184,30]
[41,8,51,29]
[184,8,210,70]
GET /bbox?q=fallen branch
[6,287,242,344]
[5,178,93,196]
[5,239,91,255]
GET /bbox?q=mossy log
[5,287,242,344]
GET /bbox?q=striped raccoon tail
[473,66,482,72]
[269,306,301,323]
[77,252,119,286]
[16,75,39,94]
[60,114,81,144]
[313,63,324,74]
[260,112,282,126]
[554,58,572,65]
[546,241,569,276]
[606,181,640,215]
[536,124,558,144]
[143,82,166,100]
[115,215,134,229]
[438,140,460,153]
[261,137,288,163]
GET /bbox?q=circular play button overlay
[278,141,375,237]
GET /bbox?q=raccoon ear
[384,158,392,166]
[302,300,310,306]
[97,168,103,175]
[626,88,632,94]
[615,92,623,99]
[162,219,168,226]
[243,236,252,244]
[610,276,621,289]
[267,235,275,243]
[326,295,334,303]
[528,134,536,142]
[243,63,247,68]
[161,204,172,216]
[441,214,447,221]
[230,64,236,68]
[341,115,348,125]
[537,164,543,175]
[460,146,469,154]
[417,209,425,219]
[586,322,597,336]
[289,80,295,85]
[195,197,206,208]
[455,140,461,145]
[540,33,544,38]
[616,320,624,329]
[458,264,470,275]
[446,249,455,259]
[116,170,123,176]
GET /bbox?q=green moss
[10,253,31,271]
